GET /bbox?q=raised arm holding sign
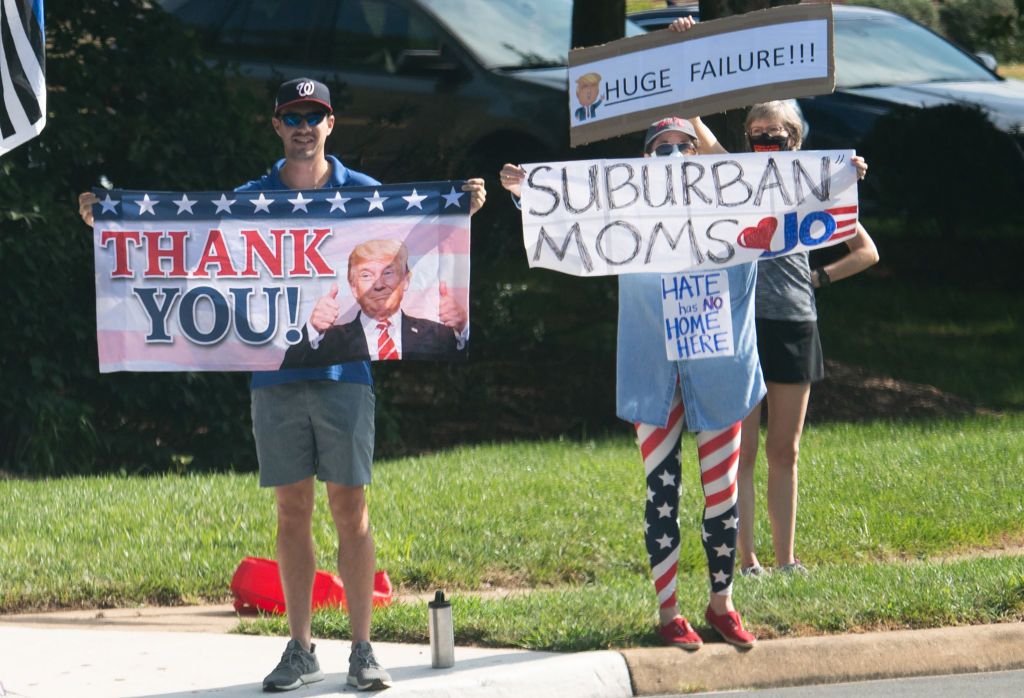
[567,3,835,146]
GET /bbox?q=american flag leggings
[636,388,741,610]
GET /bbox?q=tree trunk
[697,0,799,151]
[571,0,625,49]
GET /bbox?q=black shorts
[755,318,824,384]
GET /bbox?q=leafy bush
[0,1,278,475]
[939,0,1022,62]
[0,1,625,476]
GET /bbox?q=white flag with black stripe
[1,0,45,156]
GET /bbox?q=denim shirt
[616,262,766,431]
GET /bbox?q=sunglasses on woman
[652,141,696,156]
[278,111,329,127]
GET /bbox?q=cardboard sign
[92,182,472,372]
[661,271,734,361]
[519,149,858,277]
[569,3,834,146]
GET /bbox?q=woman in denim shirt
[500,112,764,649]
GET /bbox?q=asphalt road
[667,668,1024,697]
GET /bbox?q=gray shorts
[250,381,375,488]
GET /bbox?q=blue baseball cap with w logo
[275,78,333,114]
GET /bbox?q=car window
[420,0,644,69]
[835,16,995,88]
[334,0,442,74]
[216,0,334,63]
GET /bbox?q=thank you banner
[568,3,834,146]
[93,182,472,372]
[519,150,859,276]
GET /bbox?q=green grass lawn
[3,417,1023,648]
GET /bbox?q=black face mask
[748,134,790,152]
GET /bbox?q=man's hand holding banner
[92,181,472,372]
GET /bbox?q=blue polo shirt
[236,156,377,390]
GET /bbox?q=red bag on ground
[230,556,393,614]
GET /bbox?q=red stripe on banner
[705,481,737,507]
[831,229,857,241]
[697,423,740,461]
[826,206,859,216]
[834,218,857,228]
[701,449,739,485]
[640,401,685,461]
[655,562,678,593]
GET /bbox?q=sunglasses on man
[652,141,696,156]
[277,111,329,127]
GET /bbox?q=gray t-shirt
[754,252,817,321]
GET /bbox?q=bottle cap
[428,589,451,608]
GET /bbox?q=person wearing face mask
[686,93,878,578]
[498,114,765,650]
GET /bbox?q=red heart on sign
[737,217,778,251]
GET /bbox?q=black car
[159,0,647,180]
[628,3,1024,151]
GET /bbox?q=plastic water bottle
[428,590,454,668]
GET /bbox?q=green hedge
[939,0,1023,63]
[859,0,1024,63]
[1,3,285,474]
[0,1,623,475]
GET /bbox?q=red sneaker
[704,606,756,648]
[658,616,703,650]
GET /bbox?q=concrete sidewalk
[1,605,1022,697]
[0,625,631,698]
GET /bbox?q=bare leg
[326,483,375,643]
[738,401,763,571]
[763,382,811,566]
[275,478,317,650]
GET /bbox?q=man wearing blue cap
[79,77,486,692]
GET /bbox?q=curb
[619,622,1024,695]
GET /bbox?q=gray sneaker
[777,559,809,575]
[263,639,324,692]
[347,640,392,691]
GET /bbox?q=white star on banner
[656,502,673,519]
[658,471,676,488]
[136,194,157,215]
[723,515,739,530]
[701,527,710,542]
[656,533,674,550]
[250,193,274,213]
[288,193,313,212]
[327,191,351,212]
[365,190,388,212]
[402,189,428,210]
[99,194,119,213]
[173,194,197,215]
[213,194,236,214]
[646,487,655,503]
[712,570,730,585]
[441,186,464,208]
[713,543,734,557]
[643,520,650,534]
